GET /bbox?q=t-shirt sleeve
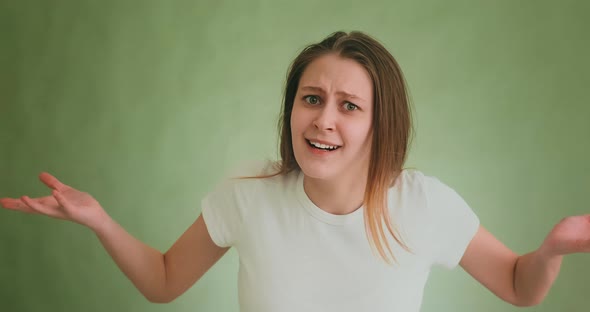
[201,179,244,248]
[422,175,480,269]
[201,160,275,248]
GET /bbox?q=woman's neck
[303,172,368,215]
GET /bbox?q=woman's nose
[313,105,336,131]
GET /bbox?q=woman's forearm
[513,248,563,306]
[92,216,168,303]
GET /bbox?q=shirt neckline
[295,170,364,226]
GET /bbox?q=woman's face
[291,53,374,182]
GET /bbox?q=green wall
[1,1,588,311]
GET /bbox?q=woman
[1,31,588,311]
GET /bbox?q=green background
[1,0,588,311]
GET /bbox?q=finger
[38,195,59,206]
[52,191,80,222]
[2,196,56,208]
[21,196,65,219]
[38,172,68,191]
[0,198,17,208]
[52,190,73,213]
[0,198,37,214]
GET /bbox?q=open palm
[542,215,590,256]
[0,172,106,229]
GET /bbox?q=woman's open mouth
[306,139,341,152]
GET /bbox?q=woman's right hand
[2,172,230,303]
[0,172,109,231]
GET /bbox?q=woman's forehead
[298,55,373,100]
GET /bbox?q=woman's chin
[299,164,338,181]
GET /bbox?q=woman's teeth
[309,140,340,150]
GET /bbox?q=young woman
[1,31,588,311]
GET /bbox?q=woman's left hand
[540,215,590,257]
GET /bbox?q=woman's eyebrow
[300,86,365,102]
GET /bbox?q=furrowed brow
[300,86,365,102]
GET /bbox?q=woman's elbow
[510,296,545,308]
[145,291,175,304]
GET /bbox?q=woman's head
[274,31,414,264]
[290,53,374,182]
[280,31,413,184]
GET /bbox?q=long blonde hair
[244,31,415,265]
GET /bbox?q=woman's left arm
[460,215,590,307]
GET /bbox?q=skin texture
[460,216,590,307]
[291,53,374,215]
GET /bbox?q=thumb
[41,172,68,192]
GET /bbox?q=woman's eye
[304,95,320,105]
[344,102,358,111]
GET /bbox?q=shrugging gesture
[0,172,108,230]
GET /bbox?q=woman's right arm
[93,213,229,303]
[1,172,229,303]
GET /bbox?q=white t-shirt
[201,161,479,312]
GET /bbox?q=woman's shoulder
[398,167,445,187]
[397,168,466,206]
[394,168,451,199]
[395,167,425,188]
[219,159,293,191]
[223,159,279,177]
